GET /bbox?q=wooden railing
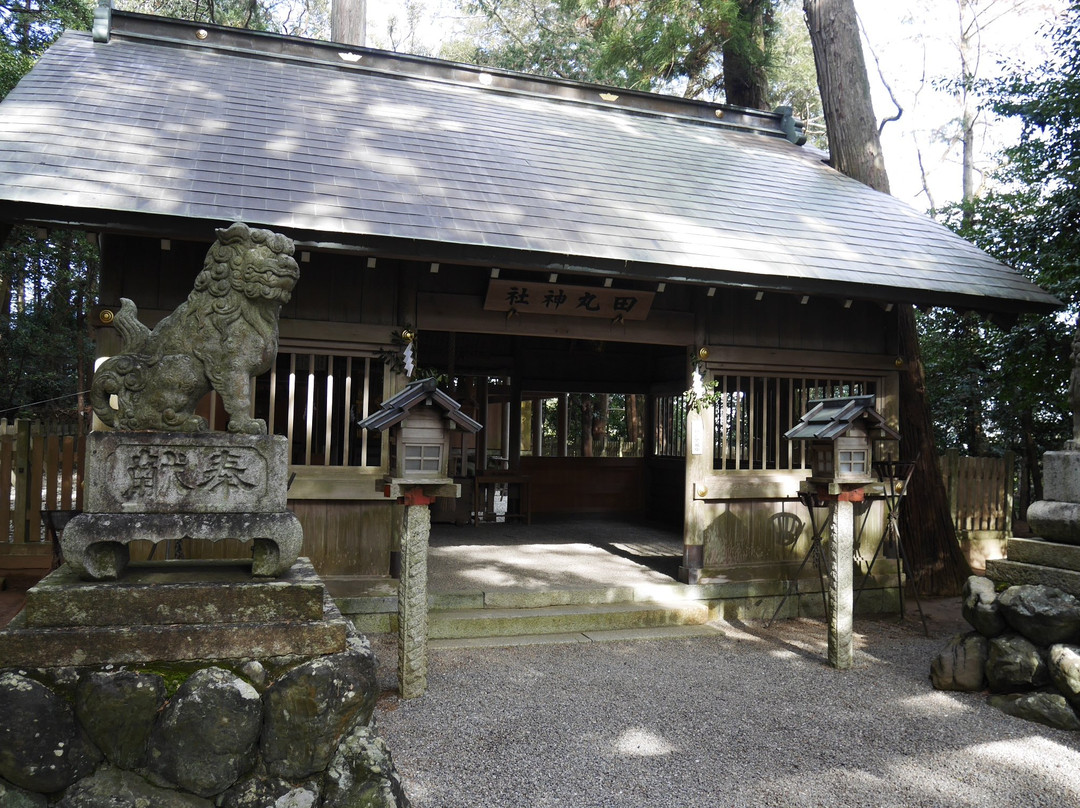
[940,449,1014,570]
[1,418,85,553]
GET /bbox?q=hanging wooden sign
[483,279,654,320]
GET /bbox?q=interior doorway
[420,332,689,530]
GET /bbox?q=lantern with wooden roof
[358,377,483,484]
[784,394,900,490]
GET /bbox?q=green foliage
[0,0,93,98]
[114,0,274,30]
[0,227,99,421]
[925,3,1080,467]
[451,0,819,113]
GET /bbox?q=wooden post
[531,397,543,456]
[13,418,30,543]
[1004,451,1015,538]
[682,371,714,584]
[557,394,568,457]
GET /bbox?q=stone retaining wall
[931,577,1080,731]
[0,628,408,807]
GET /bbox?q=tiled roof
[359,377,483,433]
[0,12,1059,313]
[785,395,901,442]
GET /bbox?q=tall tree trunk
[332,0,367,47]
[723,0,771,110]
[897,306,970,594]
[804,0,970,595]
[803,0,889,192]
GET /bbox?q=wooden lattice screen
[1,418,85,546]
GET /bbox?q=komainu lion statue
[91,222,299,434]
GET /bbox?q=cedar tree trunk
[332,0,367,46]
[723,0,771,110]
[804,0,970,595]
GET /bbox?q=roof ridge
[101,9,805,143]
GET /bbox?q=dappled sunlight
[969,735,1080,766]
[428,540,676,593]
[367,102,430,124]
[897,690,974,718]
[631,583,698,604]
[614,727,676,757]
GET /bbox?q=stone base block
[84,431,289,514]
[61,511,302,580]
[24,558,326,628]
[0,611,347,667]
[985,558,1080,598]
[1043,450,1080,503]
[0,604,346,670]
[1025,500,1080,546]
[1006,537,1080,573]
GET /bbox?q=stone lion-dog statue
[90,222,299,434]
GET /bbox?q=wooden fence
[940,449,1014,570]
[1,419,85,570]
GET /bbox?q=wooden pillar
[557,394,568,457]
[531,397,543,456]
[12,418,30,543]
[508,375,522,471]
[681,359,713,584]
[477,378,489,472]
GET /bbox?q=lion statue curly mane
[90,222,299,434]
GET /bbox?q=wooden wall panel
[291,499,393,576]
[520,457,646,516]
[700,497,886,574]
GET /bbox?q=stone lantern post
[785,395,900,668]
[359,377,482,698]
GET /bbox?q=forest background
[1,0,1077,515]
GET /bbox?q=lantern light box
[358,377,482,482]
[784,394,900,487]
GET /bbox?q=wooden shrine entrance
[419,332,689,529]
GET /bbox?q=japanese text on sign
[484,279,654,321]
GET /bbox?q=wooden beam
[419,292,694,346]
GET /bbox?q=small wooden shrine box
[358,377,483,481]
[784,394,900,488]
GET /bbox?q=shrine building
[0,8,1059,593]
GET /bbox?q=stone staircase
[328,578,721,647]
[985,537,1080,597]
[326,567,903,648]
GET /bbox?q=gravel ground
[372,610,1080,808]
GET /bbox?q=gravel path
[373,612,1080,808]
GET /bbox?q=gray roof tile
[0,22,1060,312]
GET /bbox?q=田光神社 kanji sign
[483,279,654,320]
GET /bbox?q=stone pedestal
[0,558,345,666]
[62,432,302,580]
[0,558,408,806]
[989,450,1080,594]
[399,504,431,700]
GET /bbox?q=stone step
[25,559,326,628]
[430,600,710,639]
[985,558,1080,598]
[1006,537,1080,572]
[431,623,726,649]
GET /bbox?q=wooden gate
[1,418,86,575]
[939,449,1014,572]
